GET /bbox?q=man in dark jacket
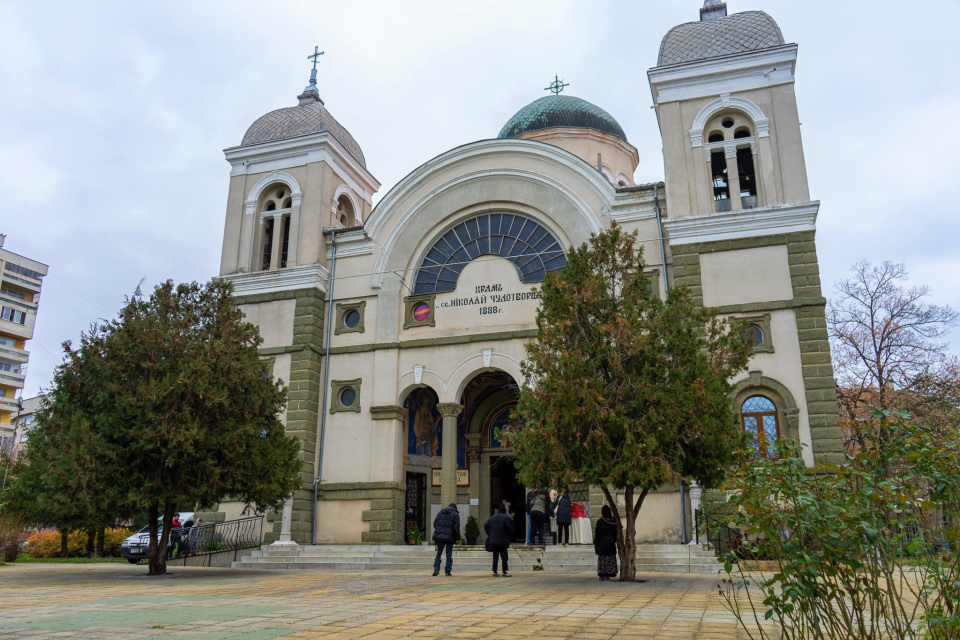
[554,491,572,546]
[484,504,515,577]
[432,503,461,576]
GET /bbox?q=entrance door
[490,456,527,543]
[405,472,426,539]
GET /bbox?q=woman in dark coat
[554,490,572,546]
[594,505,619,581]
[484,504,515,576]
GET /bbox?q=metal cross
[545,74,569,95]
[308,46,325,70]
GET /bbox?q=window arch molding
[332,184,362,226]
[730,371,800,444]
[243,171,302,215]
[412,211,567,295]
[689,94,769,147]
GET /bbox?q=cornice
[648,45,798,105]
[224,132,380,202]
[663,201,818,246]
[325,227,374,260]
[218,263,331,296]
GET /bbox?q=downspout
[312,228,338,545]
[653,183,686,544]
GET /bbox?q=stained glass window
[741,395,779,458]
[413,213,566,294]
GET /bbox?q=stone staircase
[232,543,725,574]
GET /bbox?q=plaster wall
[699,245,792,307]
[315,499,370,543]
[238,299,296,349]
[517,128,638,184]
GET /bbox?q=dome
[498,95,628,143]
[241,92,366,167]
[657,10,785,66]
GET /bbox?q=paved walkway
[0,563,767,639]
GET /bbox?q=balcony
[0,344,28,363]
[0,371,25,388]
[0,396,18,413]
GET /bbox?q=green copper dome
[498,95,628,142]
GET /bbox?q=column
[287,194,302,267]
[238,200,257,272]
[437,403,463,509]
[269,214,285,270]
[724,145,742,211]
[757,137,779,206]
[272,497,298,546]
[465,434,482,526]
[688,481,703,546]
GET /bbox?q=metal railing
[695,508,743,555]
[137,515,264,561]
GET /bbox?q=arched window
[741,395,779,458]
[337,194,356,227]
[708,132,724,143]
[413,213,566,294]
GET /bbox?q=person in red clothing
[171,513,182,527]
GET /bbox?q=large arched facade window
[413,212,566,294]
[740,395,780,458]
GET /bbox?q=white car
[120,512,195,564]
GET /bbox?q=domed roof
[657,10,784,66]
[241,92,366,167]
[498,95,628,143]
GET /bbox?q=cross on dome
[544,74,569,96]
[300,45,325,104]
[308,46,324,70]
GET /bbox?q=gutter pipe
[312,228,338,545]
[652,183,686,544]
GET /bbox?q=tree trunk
[96,527,105,558]
[148,502,176,575]
[85,529,95,559]
[60,530,69,560]
[601,484,650,582]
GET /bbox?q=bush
[0,513,23,562]
[719,410,959,640]
[25,528,133,559]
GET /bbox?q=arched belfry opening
[336,194,356,227]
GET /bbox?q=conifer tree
[506,225,751,581]
[11,280,301,574]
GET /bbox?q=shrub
[0,513,23,562]
[25,528,133,559]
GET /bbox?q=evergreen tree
[12,280,301,574]
[506,225,751,581]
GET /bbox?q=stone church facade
[216,1,843,545]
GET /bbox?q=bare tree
[827,260,958,449]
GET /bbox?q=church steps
[234,544,725,573]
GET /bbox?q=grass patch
[14,554,129,564]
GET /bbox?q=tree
[18,280,302,574]
[827,261,959,451]
[505,225,752,581]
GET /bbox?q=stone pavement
[0,563,771,639]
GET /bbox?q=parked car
[120,512,195,564]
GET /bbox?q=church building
[217,1,844,545]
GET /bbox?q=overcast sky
[2,0,958,398]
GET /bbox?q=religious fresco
[404,387,467,469]
[487,406,512,448]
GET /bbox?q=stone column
[688,482,703,545]
[286,193,302,267]
[465,434,482,525]
[757,136,779,206]
[238,200,257,272]
[269,214,285,270]
[437,403,463,509]
[272,497,298,546]
[724,145,742,211]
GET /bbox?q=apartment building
[0,234,47,450]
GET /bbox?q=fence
[138,515,264,561]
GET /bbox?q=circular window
[744,324,764,347]
[412,303,431,323]
[722,118,734,129]
[339,386,357,408]
[343,309,360,328]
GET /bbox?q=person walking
[431,503,461,576]
[484,504,515,577]
[555,490,572,546]
[524,488,536,545]
[530,487,550,545]
[594,505,619,581]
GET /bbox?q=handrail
[695,508,743,555]
[137,515,264,560]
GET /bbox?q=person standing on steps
[555,490,572,546]
[594,505,619,581]
[431,502,461,576]
[484,504,515,577]
[530,487,550,545]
